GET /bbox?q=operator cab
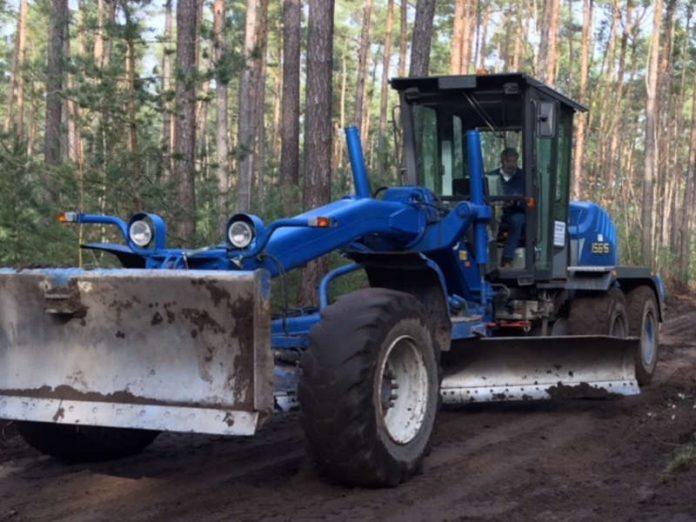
[392,73,586,283]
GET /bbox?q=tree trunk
[398,0,408,77]
[641,0,663,266]
[253,4,269,203]
[522,0,533,71]
[27,82,37,157]
[161,0,174,180]
[4,0,28,135]
[501,5,513,69]
[124,10,139,172]
[477,6,491,69]
[571,0,592,200]
[299,0,334,307]
[237,0,259,214]
[280,0,301,214]
[670,8,692,256]
[409,0,436,77]
[44,0,69,202]
[537,0,561,85]
[337,49,347,171]
[657,0,676,250]
[362,55,378,164]
[450,0,465,74]
[678,75,696,281]
[237,0,269,213]
[354,0,373,136]
[511,0,525,70]
[377,0,395,176]
[62,7,74,164]
[605,1,631,202]
[196,75,211,179]
[15,0,28,138]
[94,0,104,67]
[100,0,116,69]
[214,0,230,225]
[460,0,474,73]
[172,0,200,243]
[271,63,283,164]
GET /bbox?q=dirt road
[1,294,695,521]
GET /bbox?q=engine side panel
[568,202,618,268]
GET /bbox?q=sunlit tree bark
[237,0,269,213]
[299,0,334,306]
[641,0,663,266]
[450,0,465,74]
[571,0,592,200]
[214,0,230,225]
[537,0,560,84]
[377,0,395,177]
[354,0,373,137]
[398,0,408,76]
[161,0,174,179]
[4,0,28,136]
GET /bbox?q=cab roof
[390,73,587,113]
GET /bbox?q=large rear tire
[625,286,659,386]
[17,422,159,462]
[568,288,629,337]
[299,288,440,487]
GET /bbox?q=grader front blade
[0,268,273,435]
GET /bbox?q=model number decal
[591,242,611,255]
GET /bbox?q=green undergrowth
[665,433,696,473]
[270,251,369,314]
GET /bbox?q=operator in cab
[494,147,525,268]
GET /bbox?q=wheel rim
[377,335,429,445]
[641,311,657,367]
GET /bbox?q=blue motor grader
[0,74,663,487]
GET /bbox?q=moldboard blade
[441,335,640,404]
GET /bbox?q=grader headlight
[128,219,153,248]
[227,220,255,249]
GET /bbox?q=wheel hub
[377,335,429,445]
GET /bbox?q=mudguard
[0,268,273,435]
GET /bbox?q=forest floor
[0,293,695,521]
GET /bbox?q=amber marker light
[309,217,332,228]
[526,197,537,209]
[57,212,79,223]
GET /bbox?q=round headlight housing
[227,220,255,249]
[129,219,153,247]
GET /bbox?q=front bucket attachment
[441,335,640,404]
[0,268,273,435]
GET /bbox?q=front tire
[626,286,659,385]
[299,288,440,487]
[17,422,159,462]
